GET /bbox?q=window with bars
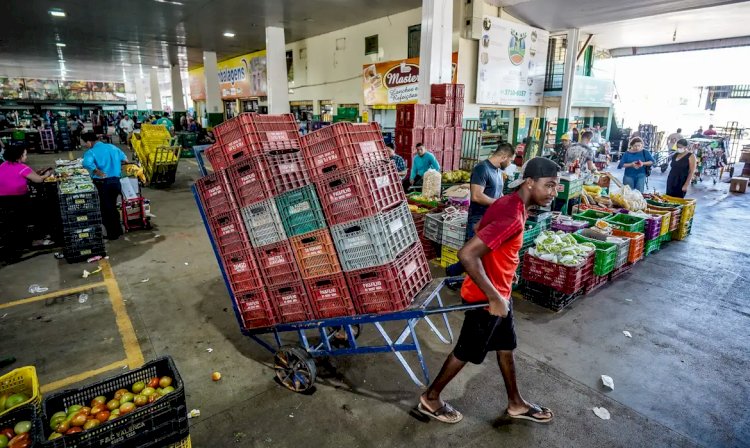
[408,25,421,58]
[544,37,566,91]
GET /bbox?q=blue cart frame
[192,146,482,392]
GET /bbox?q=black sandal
[417,399,464,424]
[506,403,553,423]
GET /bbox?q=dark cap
[523,157,560,179]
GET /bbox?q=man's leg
[422,353,466,408]
[496,350,553,421]
[99,179,122,240]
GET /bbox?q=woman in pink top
[0,146,53,262]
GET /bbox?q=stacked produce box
[197,114,431,330]
[56,161,106,263]
[394,84,464,173]
[55,117,73,151]
[131,124,180,187]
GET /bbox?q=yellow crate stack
[133,124,181,185]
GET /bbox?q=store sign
[476,17,549,106]
[362,53,458,106]
[0,78,125,101]
[0,77,26,99]
[189,50,268,101]
[572,76,615,107]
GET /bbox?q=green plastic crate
[644,237,661,256]
[275,185,326,237]
[572,209,613,227]
[604,213,646,233]
[557,178,584,200]
[572,233,617,276]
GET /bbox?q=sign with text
[476,17,549,106]
[572,75,615,107]
[362,53,458,106]
[189,50,268,101]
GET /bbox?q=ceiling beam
[610,36,750,57]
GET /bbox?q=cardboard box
[730,177,748,193]
[740,151,750,163]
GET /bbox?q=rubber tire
[274,346,317,393]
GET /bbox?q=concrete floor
[0,149,748,448]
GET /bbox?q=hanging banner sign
[189,50,268,101]
[476,17,549,106]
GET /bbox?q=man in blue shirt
[81,132,128,240]
[409,143,440,187]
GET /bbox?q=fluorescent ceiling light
[223,32,236,38]
[49,10,66,17]
[154,0,184,5]
[152,66,158,69]
[56,42,66,47]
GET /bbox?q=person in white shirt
[119,114,135,145]
[666,128,683,149]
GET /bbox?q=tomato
[69,414,87,428]
[131,381,145,394]
[83,419,100,430]
[162,386,175,395]
[113,389,128,400]
[55,421,70,434]
[119,402,136,415]
[133,395,148,407]
[7,433,30,448]
[95,410,110,422]
[147,395,156,404]
[11,423,28,437]
[65,427,83,435]
[47,432,63,441]
[90,404,105,415]
[0,429,13,440]
[106,399,120,411]
[141,387,156,397]
[79,407,91,416]
[211,372,222,381]
[120,393,134,404]
[90,396,107,408]
[66,405,82,416]
[159,376,173,388]
[147,377,160,389]
[0,434,8,448]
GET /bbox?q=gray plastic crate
[331,202,418,271]
[423,213,443,243]
[441,218,467,250]
[610,236,630,268]
[241,199,287,248]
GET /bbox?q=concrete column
[203,51,224,126]
[149,69,163,113]
[557,28,579,141]
[417,0,453,104]
[135,77,148,111]
[265,26,290,114]
[171,65,186,112]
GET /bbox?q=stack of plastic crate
[394,104,429,171]
[57,171,106,263]
[55,117,73,151]
[304,122,431,315]
[40,128,56,152]
[430,84,465,171]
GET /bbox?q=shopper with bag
[81,132,128,241]
[417,157,558,425]
[617,137,654,193]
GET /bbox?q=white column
[135,77,147,111]
[417,0,454,104]
[203,51,222,115]
[170,65,186,112]
[149,69,163,111]
[557,28,580,140]
[265,26,290,114]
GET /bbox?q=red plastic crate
[396,104,430,128]
[222,248,263,293]
[263,149,310,195]
[421,127,436,149]
[454,99,464,112]
[267,281,313,323]
[304,273,355,319]
[209,210,250,255]
[254,240,302,286]
[443,127,455,151]
[585,273,609,294]
[454,127,463,151]
[241,113,302,153]
[432,150,445,168]
[205,144,228,171]
[344,243,432,314]
[301,122,388,178]
[215,118,253,164]
[423,105,436,128]
[521,252,594,294]
[454,84,465,98]
[290,229,341,279]
[452,110,464,127]
[196,171,236,218]
[430,84,453,100]
[432,96,454,111]
[433,128,444,152]
[235,287,277,329]
[440,150,452,171]
[227,157,269,208]
[395,127,422,154]
[315,160,405,226]
[434,104,448,128]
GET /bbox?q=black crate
[63,225,104,246]
[59,191,100,214]
[63,242,106,263]
[0,403,42,447]
[41,356,188,448]
[61,209,102,229]
[522,280,584,312]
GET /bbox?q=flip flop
[417,401,464,424]
[506,403,553,423]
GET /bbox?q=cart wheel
[329,324,361,348]
[274,346,316,393]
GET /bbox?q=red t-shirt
[461,193,527,303]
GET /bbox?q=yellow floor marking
[0,282,107,310]
[40,359,128,394]
[100,259,145,369]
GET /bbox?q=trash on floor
[140,278,150,283]
[212,371,222,381]
[78,293,88,303]
[593,407,611,420]
[82,267,102,278]
[87,255,103,263]
[206,348,213,353]
[28,284,49,294]
[601,375,614,390]
[187,409,201,419]
[184,262,189,266]
[623,331,632,338]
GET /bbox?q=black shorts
[453,303,517,364]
